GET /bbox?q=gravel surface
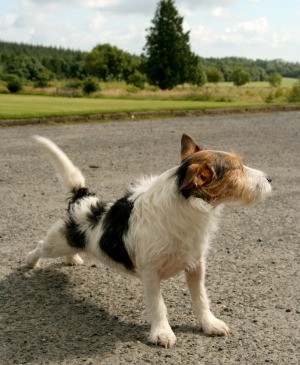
[0,112,299,364]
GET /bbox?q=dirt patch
[0,112,299,364]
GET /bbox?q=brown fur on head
[177,134,247,204]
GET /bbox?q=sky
[0,0,299,62]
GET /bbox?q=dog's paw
[201,314,230,336]
[26,255,40,269]
[149,326,177,348]
[65,254,84,266]
[26,249,41,269]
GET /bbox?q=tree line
[1,0,300,91]
[0,41,86,82]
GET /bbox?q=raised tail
[33,135,85,193]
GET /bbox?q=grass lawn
[0,94,270,119]
[1,77,298,120]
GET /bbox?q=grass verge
[0,94,286,120]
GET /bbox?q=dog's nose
[266,176,272,183]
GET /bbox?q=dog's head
[176,134,272,206]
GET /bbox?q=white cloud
[25,0,236,15]
[225,17,269,34]
[81,0,121,9]
[0,14,17,30]
[26,0,156,14]
[190,15,297,60]
[211,6,229,19]
[265,30,292,48]
[177,4,193,17]
[21,0,61,11]
[221,17,293,48]
[0,0,299,61]
[178,0,237,9]
[89,13,106,31]
[92,0,156,14]
[192,26,214,46]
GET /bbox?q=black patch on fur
[175,159,191,199]
[87,201,107,228]
[100,194,134,270]
[67,187,95,210]
[65,195,106,249]
[65,215,87,249]
[175,160,211,201]
[215,164,227,180]
[65,188,96,248]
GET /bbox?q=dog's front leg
[185,259,229,336]
[141,271,176,348]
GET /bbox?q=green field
[0,94,269,120]
[0,77,298,120]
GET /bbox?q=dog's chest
[157,238,208,280]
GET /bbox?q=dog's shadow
[0,265,149,363]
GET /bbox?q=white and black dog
[26,134,272,347]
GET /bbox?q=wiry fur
[26,134,272,348]
[33,135,85,192]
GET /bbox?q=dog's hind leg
[64,253,84,266]
[185,258,229,336]
[26,219,83,268]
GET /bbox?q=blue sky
[0,0,299,62]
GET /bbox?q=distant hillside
[0,40,299,82]
[201,56,300,81]
[0,40,87,80]
[0,40,86,59]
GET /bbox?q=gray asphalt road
[0,112,299,364]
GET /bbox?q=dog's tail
[33,135,85,193]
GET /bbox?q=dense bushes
[268,72,282,88]
[288,80,300,102]
[82,77,100,94]
[34,71,51,88]
[206,68,224,83]
[126,70,147,89]
[7,75,23,93]
[231,68,251,86]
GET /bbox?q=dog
[26,133,272,348]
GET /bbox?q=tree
[143,0,194,89]
[268,72,282,87]
[231,67,250,86]
[206,68,224,83]
[85,44,135,81]
[250,66,267,81]
[191,62,207,86]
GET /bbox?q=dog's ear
[181,134,202,160]
[179,163,214,193]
